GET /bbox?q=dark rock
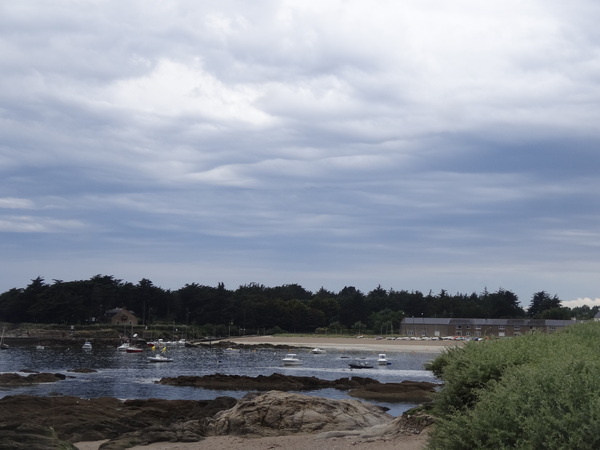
[0,372,65,385]
[159,373,379,390]
[0,394,237,449]
[158,373,439,402]
[67,368,97,373]
[349,380,438,403]
[0,421,78,450]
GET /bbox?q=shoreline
[223,335,462,353]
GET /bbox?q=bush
[266,326,286,335]
[427,322,600,449]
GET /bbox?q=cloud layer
[1,0,599,305]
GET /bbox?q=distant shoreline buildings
[400,317,586,338]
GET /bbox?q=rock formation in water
[0,372,66,385]
[158,373,438,402]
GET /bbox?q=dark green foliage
[0,276,586,336]
[427,322,600,449]
[527,290,562,318]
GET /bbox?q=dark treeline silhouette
[0,275,595,335]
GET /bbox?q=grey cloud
[1,1,600,302]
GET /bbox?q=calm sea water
[0,344,439,416]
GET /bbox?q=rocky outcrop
[348,380,437,403]
[159,373,439,402]
[0,372,66,385]
[159,373,379,390]
[0,390,436,449]
[315,411,435,443]
[203,390,393,437]
[0,394,237,450]
[0,421,79,450]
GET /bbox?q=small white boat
[147,346,173,362]
[282,353,303,366]
[82,341,92,350]
[147,353,173,362]
[36,344,45,350]
[311,348,326,354]
[377,353,389,365]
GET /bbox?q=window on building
[498,326,505,330]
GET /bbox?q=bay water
[0,344,439,416]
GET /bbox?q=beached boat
[282,353,303,366]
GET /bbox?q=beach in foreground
[76,336,453,450]
[77,432,430,450]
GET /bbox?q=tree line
[0,275,595,336]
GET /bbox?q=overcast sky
[1,1,599,308]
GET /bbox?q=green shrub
[427,322,600,449]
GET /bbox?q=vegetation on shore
[0,275,592,337]
[425,321,600,449]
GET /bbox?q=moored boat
[147,352,173,362]
[377,353,389,365]
[282,353,303,366]
[147,346,172,362]
[125,346,144,353]
[117,342,130,351]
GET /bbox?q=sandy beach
[76,336,453,450]
[225,335,460,353]
[76,432,430,450]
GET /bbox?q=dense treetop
[0,276,594,335]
